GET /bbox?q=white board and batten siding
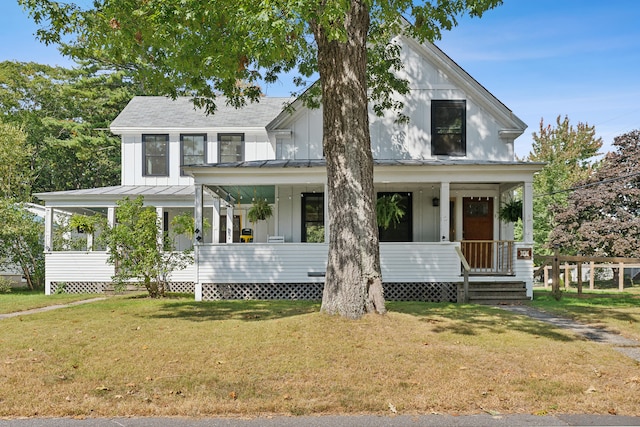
[196,242,462,284]
[45,252,113,295]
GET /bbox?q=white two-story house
[36,34,543,303]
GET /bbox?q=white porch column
[44,207,53,295]
[86,230,94,252]
[156,207,164,249]
[211,197,221,244]
[324,183,330,243]
[523,180,534,243]
[44,207,53,252]
[274,187,279,237]
[194,184,204,245]
[226,206,234,243]
[107,207,116,228]
[439,182,450,241]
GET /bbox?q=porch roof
[186,159,543,169]
[34,185,196,206]
[184,159,545,186]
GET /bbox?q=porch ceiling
[208,185,276,204]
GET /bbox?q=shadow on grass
[388,301,577,342]
[532,289,640,325]
[151,298,581,342]
[150,299,321,322]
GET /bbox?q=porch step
[467,281,529,305]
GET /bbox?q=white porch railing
[196,242,463,284]
[460,240,514,275]
[44,241,533,296]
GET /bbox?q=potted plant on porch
[247,198,273,223]
[247,198,273,241]
[376,193,406,230]
[499,199,523,223]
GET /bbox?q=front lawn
[1,297,638,418]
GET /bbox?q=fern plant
[499,199,523,223]
[376,193,406,230]
[247,198,273,223]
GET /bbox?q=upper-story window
[219,133,244,163]
[181,134,207,175]
[431,100,466,156]
[143,134,169,176]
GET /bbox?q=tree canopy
[550,130,640,257]
[0,61,138,194]
[0,121,32,201]
[22,0,502,318]
[526,116,602,256]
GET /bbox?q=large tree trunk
[312,0,386,319]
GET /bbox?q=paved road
[1,414,640,427]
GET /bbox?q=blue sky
[3,1,640,158]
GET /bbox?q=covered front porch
[187,159,540,300]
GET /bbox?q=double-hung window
[431,100,466,156]
[143,134,169,176]
[218,133,244,163]
[181,134,207,175]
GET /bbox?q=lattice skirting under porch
[51,281,195,294]
[201,282,457,303]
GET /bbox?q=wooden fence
[537,251,640,294]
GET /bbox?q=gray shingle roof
[110,96,291,130]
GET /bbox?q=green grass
[531,288,640,341]
[0,288,100,314]
[1,296,639,418]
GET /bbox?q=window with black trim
[143,134,169,176]
[302,193,324,243]
[218,133,244,163]
[181,134,207,175]
[431,100,466,156]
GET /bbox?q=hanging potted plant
[499,199,523,223]
[376,193,406,230]
[247,198,273,223]
[69,214,98,234]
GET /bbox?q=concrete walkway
[0,297,107,320]
[497,304,640,362]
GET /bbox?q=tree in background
[0,121,44,289]
[22,0,502,318]
[526,116,602,256]
[0,61,137,194]
[550,130,640,258]
[0,200,44,289]
[0,121,33,201]
[103,196,193,298]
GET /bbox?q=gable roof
[267,36,526,135]
[110,96,291,133]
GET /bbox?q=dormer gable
[267,35,526,162]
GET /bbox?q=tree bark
[312,0,386,319]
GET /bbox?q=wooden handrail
[454,246,470,303]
